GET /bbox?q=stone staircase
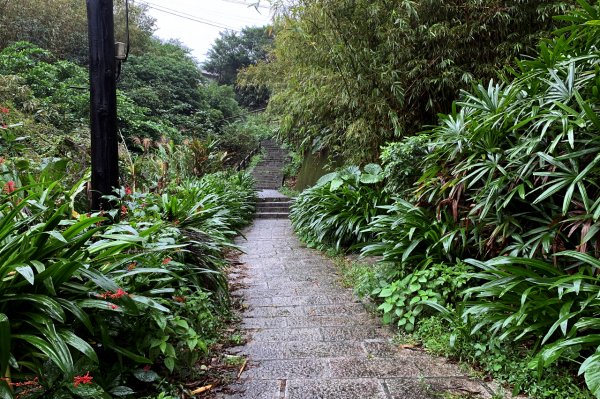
[251,140,292,219]
[252,139,288,190]
[256,192,292,219]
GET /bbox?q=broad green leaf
[59,330,98,363]
[16,266,34,285]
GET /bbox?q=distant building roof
[201,70,218,80]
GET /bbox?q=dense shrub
[0,158,256,398]
[380,135,430,196]
[366,2,600,396]
[290,164,390,250]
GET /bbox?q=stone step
[257,206,290,213]
[258,197,291,203]
[255,179,283,183]
[257,201,292,208]
[255,212,289,219]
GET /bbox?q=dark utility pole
[87,0,119,211]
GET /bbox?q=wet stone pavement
[218,219,508,399]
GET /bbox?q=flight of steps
[255,194,292,219]
[251,140,292,219]
[252,140,288,190]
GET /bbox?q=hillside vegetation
[285,1,600,398]
[0,2,274,398]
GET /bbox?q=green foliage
[461,253,600,397]
[119,40,242,139]
[290,164,390,250]
[415,316,592,399]
[367,2,600,395]
[0,40,251,163]
[373,262,471,332]
[362,200,465,273]
[204,26,274,109]
[217,113,275,166]
[246,0,572,162]
[0,158,256,398]
[0,0,155,64]
[380,135,430,196]
[0,42,88,131]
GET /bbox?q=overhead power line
[138,0,240,31]
[220,0,270,10]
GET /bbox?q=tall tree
[204,26,274,109]
[0,0,155,64]
[119,39,242,138]
[241,0,574,163]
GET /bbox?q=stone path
[219,218,506,399]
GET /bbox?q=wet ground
[217,219,509,399]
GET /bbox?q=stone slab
[239,341,365,360]
[248,327,322,342]
[216,379,282,399]
[244,359,328,379]
[384,377,493,399]
[328,357,421,379]
[285,379,387,399]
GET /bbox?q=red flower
[3,181,15,194]
[162,257,172,265]
[120,205,127,217]
[109,303,119,310]
[99,288,129,300]
[0,107,8,114]
[111,288,129,299]
[73,372,93,388]
[125,186,133,195]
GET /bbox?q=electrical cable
[141,0,253,26]
[138,0,239,31]
[219,0,270,10]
